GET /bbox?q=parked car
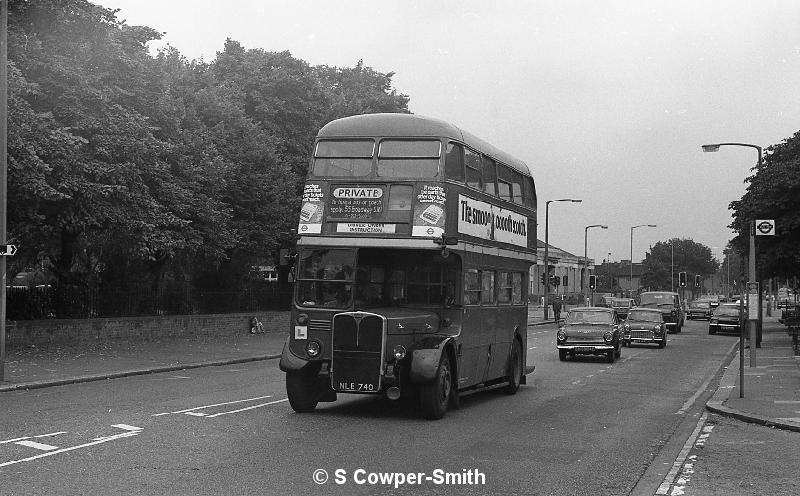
[709,303,743,335]
[611,298,634,319]
[622,308,667,348]
[556,307,622,363]
[686,300,713,320]
[639,291,684,333]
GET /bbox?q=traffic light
[541,274,547,286]
[679,271,687,287]
[589,275,597,290]
[695,274,701,287]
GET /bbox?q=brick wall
[6,311,290,347]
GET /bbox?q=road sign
[755,219,775,236]
[747,282,759,320]
[0,244,16,256]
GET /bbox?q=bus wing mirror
[434,235,458,246]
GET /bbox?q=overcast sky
[101,0,800,264]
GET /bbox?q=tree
[640,239,719,291]
[729,130,800,280]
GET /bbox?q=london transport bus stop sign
[1,244,16,256]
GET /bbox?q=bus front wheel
[286,369,320,413]
[419,352,452,420]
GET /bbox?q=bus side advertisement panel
[412,184,446,238]
[298,182,325,234]
[457,194,528,248]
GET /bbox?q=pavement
[2,308,799,435]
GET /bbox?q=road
[0,318,772,495]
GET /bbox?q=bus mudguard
[408,336,456,383]
[278,337,313,372]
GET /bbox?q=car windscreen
[612,299,631,308]
[691,301,710,308]
[627,310,662,322]
[714,307,741,317]
[566,311,612,324]
[640,293,676,307]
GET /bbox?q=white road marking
[775,400,800,404]
[184,412,208,417]
[34,431,67,438]
[0,430,141,468]
[676,341,737,415]
[204,398,289,418]
[15,440,59,451]
[111,424,143,432]
[656,412,708,495]
[152,395,274,416]
[0,437,30,444]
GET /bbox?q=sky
[100,0,800,265]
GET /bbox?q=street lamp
[702,142,763,367]
[584,224,608,305]
[630,224,656,297]
[543,198,582,319]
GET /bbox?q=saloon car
[611,298,634,319]
[557,307,622,363]
[709,303,743,335]
[622,308,667,348]
[686,300,713,320]
[639,291,684,333]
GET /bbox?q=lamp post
[584,224,608,305]
[702,142,762,393]
[543,199,582,320]
[630,224,656,298]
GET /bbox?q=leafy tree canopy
[730,130,800,281]
[640,238,719,291]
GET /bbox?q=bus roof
[317,113,532,177]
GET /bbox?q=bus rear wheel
[286,369,320,413]
[503,339,523,395]
[419,352,452,420]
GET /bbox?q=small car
[622,308,667,348]
[639,291,684,333]
[611,298,634,319]
[686,300,713,320]
[709,303,743,335]
[557,307,622,363]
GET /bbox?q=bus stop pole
[0,0,7,383]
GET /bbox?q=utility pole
[0,0,8,382]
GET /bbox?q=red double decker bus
[279,113,537,419]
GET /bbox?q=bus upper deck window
[511,170,524,204]
[388,184,413,211]
[445,142,465,181]
[313,140,374,177]
[497,163,513,201]
[464,148,482,190]
[483,157,497,196]
[377,140,440,178]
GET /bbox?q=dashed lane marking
[14,440,59,451]
[152,395,275,417]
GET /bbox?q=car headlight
[305,339,321,357]
[624,324,631,331]
[557,329,567,341]
[603,331,613,342]
[653,324,662,332]
[392,344,406,360]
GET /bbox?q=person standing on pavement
[552,298,562,321]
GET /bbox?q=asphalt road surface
[2,318,778,496]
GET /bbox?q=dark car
[639,291,684,333]
[557,307,622,363]
[622,308,667,348]
[709,303,742,335]
[611,298,634,319]
[686,300,713,320]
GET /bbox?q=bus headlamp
[305,340,321,357]
[392,344,407,360]
[557,329,566,341]
[296,313,309,325]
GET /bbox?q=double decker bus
[279,113,537,419]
